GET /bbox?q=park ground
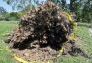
[0,21,92,63]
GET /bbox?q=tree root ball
[6,1,91,63]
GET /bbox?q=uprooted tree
[6,1,90,63]
[7,1,75,49]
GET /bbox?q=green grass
[56,25,92,63]
[0,21,18,63]
[0,21,92,63]
[76,26,92,53]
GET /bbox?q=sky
[0,0,70,12]
[0,0,12,12]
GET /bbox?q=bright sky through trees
[0,0,70,12]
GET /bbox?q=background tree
[0,7,7,15]
[51,0,67,10]
[3,0,92,23]
[81,0,92,23]
[0,7,7,21]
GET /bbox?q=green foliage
[81,0,92,23]
[67,0,92,23]
[0,12,21,21]
[0,16,5,21]
[7,12,20,21]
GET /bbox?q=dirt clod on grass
[6,1,89,63]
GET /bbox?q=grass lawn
[0,21,18,63]
[0,21,92,63]
[55,25,92,63]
